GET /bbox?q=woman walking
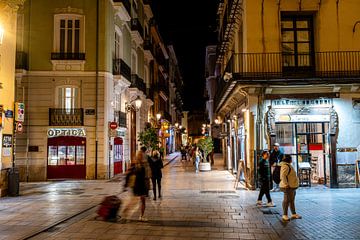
[148,150,164,200]
[280,154,302,221]
[257,150,275,207]
[123,150,149,221]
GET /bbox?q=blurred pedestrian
[257,150,275,207]
[280,154,301,221]
[148,150,163,200]
[140,146,151,196]
[195,146,202,173]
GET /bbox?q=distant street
[0,153,360,240]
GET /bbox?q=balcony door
[281,14,314,73]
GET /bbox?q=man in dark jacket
[270,143,284,191]
[148,150,164,200]
[257,150,275,207]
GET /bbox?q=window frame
[55,86,81,109]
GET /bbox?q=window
[57,87,80,109]
[54,14,84,54]
[114,30,123,59]
[48,145,85,166]
[281,14,314,70]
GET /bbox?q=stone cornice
[1,0,25,10]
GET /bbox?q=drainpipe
[95,0,99,179]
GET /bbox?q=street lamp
[175,123,179,128]
[125,95,142,112]
[156,113,162,120]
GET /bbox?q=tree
[197,137,214,163]
[138,123,159,151]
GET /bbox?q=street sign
[15,102,25,122]
[16,122,23,133]
[109,122,118,130]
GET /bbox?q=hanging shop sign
[47,128,86,138]
[275,114,330,123]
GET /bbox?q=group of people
[257,143,302,222]
[122,146,163,221]
[180,144,203,173]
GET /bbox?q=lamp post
[125,95,143,112]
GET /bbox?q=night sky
[151,0,218,111]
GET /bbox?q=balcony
[130,74,146,94]
[143,38,154,60]
[131,18,144,44]
[115,111,127,128]
[214,51,360,110]
[113,0,131,21]
[157,83,170,98]
[113,58,131,81]
[49,108,84,126]
[51,52,85,60]
[16,51,28,70]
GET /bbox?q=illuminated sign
[275,114,330,123]
[47,128,86,138]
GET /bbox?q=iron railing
[113,58,131,81]
[130,74,146,93]
[16,52,28,70]
[223,51,360,79]
[51,52,85,60]
[115,111,127,128]
[157,83,170,97]
[131,18,144,39]
[113,0,131,15]
[49,108,84,126]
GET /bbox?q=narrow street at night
[1,154,359,240]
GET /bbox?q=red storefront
[113,137,124,175]
[47,128,86,179]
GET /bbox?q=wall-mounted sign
[47,128,86,138]
[15,102,25,122]
[28,146,39,152]
[5,110,13,118]
[275,114,330,123]
[109,122,118,130]
[2,134,13,148]
[16,122,24,133]
[85,109,96,115]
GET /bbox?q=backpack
[273,164,291,184]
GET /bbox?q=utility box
[8,168,19,196]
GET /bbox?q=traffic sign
[16,122,23,133]
[15,102,25,122]
[109,122,118,130]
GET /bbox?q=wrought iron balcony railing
[130,74,146,93]
[51,52,85,60]
[115,111,127,128]
[113,0,131,15]
[131,18,144,39]
[113,58,131,81]
[16,51,28,70]
[49,108,84,126]
[157,83,170,97]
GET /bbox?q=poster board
[234,159,245,189]
[356,160,360,187]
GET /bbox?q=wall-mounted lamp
[241,108,247,112]
[156,113,162,120]
[0,25,4,45]
[214,119,220,125]
[175,123,179,128]
[125,95,142,112]
[223,72,232,82]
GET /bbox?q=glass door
[323,132,331,186]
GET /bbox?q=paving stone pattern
[1,153,360,239]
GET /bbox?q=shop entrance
[113,137,123,175]
[275,122,331,186]
[47,136,86,179]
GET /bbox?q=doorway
[275,122,331,186]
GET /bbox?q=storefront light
[134,96,142,109]
[241,108,247,112]
[0,25,4,45]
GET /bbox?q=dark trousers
[151,176,162,199]
[257,180,272,203]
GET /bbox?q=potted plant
[197,137,214,171]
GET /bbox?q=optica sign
[47,128,86,138]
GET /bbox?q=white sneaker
[266,202,276,207]
[282,215,290,221]
[291,214,302,219]
[256,200,263,206]
[139,216,148,222]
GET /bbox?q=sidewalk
[1,153,360,239]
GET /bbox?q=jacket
[279,162,299,189]
[258,157,271,182]
[148,156,164,178]
[270,149,284,166]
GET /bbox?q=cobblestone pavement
[1,153,360,240]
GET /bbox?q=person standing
[257,150,275,207]
[148,150,163,200]
[194,146,202,173]
[270,143,284,191]
[280,154,302,221]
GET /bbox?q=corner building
[14,0,155,181]
[214,0,360,188]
